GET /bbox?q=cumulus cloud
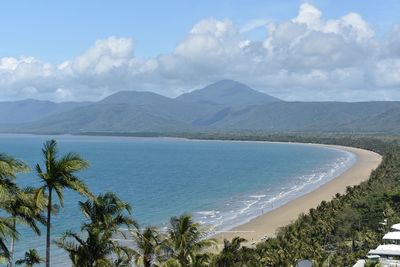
[0,3,399,101]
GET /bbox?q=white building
[366,227,400,266]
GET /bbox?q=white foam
[196,210,218,216]
[249,194,266,199]
[194,149,357,235]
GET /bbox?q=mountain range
[1,79,399,134]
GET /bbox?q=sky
[0,0,400,102]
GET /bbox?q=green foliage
[15,249,44,267]
[34,139,92,267]
[0,153,32,262]
[131,226,161,267]
[3,134,400,266]
[190,134,400,266]
[160,214,216,267]
[55,192,136,267]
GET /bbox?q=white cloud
[0,4,399,102]
[66,36,133,75]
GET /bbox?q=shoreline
[213,143,382,244]
[0,134,383,244]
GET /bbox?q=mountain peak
[176,79,281,106]
[100,90,171,105]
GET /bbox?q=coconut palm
[0,218,16,260]
[15,249,44,267]
[0,153,29,261]
[0,154,29,179]
[79,191,136,232]
[213,237,247,266]
[55,192,136,266]
[3,188,46,267]
[161,214,216,267]
[34,139,92,267]
[55,228,133,266]
[0,153,29,205]
[132,226,161,267]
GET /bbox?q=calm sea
[0,134,355,265]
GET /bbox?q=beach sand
[213,144,382,245]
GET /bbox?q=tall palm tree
[34,139,92,267]
[132,226,161,267]
[3,188,46,267]
[15,249,44,267]
[162,214,216,267]
[55,192,136,266]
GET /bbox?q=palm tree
[34,139,92,267]
[213,237,247,266]
[161,214,216,267]
[15,249,44,267]
[55,192,136,266]
[0,218,16,260]
[0,153,29,261]
[3,188,46,267]
[0,153,29,205]
[0,154,29,179]
[132,226,161,267]
[55,228,133,266]
[79,191,136,233]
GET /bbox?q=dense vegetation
[0,134,399,266]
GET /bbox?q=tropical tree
[0,153,30,261]
[131,226,161,267]
[0,218,16,261]
[55,192,136,266]
[79,192,135,232]
[0,153,29,180]
[15,249,44,267]
[34,139,92,267]
[3,187,46,267]
[213,237,247,266]
[161,214,216,267]
[0,153,29,205]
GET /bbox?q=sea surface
[0,134,356,265]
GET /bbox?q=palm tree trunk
[8,217,16,267]
[144,256,150,267]
[46,188,52,267]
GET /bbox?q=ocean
[0,134,356,265]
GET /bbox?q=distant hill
[0,99,90,124]
[177,80,281,106]
[207,101,400,132]
[1,80,400,134]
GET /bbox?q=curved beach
[214,144,382,243]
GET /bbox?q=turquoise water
[0,134,355,265]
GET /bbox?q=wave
[194,150,356,234]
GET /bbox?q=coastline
[0,134,383,244]
[213,144,382,244]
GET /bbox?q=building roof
[392,223,400,231]
[352,259,365,267]
[369,244,400,256]
[383,232,400,240]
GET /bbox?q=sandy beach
[213,143,382,244]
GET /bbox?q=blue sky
[0,1,400,101]
[2,0,398,62]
